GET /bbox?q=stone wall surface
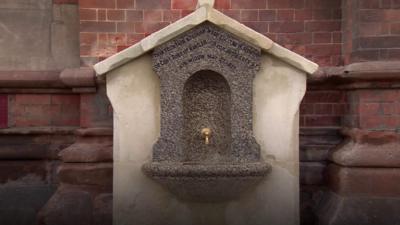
[0,0,80,70]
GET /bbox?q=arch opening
[182,70,232,163]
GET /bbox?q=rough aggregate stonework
[152,22,262,163]
[183,71,232,163]
[141,22,272,202]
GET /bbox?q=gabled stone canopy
[93,0,319,76]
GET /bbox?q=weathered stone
[0,0,79,70]
[344,61,400,80]
[0,127,76,135]
[342,128,400,145]
[0,132,75,160]
[0,161,49,185]
[300,146,330,162]
[37,185,93,225]
[317,191,400,225]
[80,85,113,128]
[300,185,326,225]
[330,128,400,167]
[0,144,49,160]
[0,185,56,225]
[0,71,63,88]
[327,164,400,197]
[75,127,113,136]
[58,163,112,188]
[196,0,215,8]
[59,137,112,163]
[1,0,52,9]
[142,162,270,201]
[312,61,400,82]
[300,162,326,185]
[59,67,95,87]
[300,128,343,147]
[330,141,400,167]
[51,4,80,70]
[93,194,112,225]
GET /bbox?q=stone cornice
[309,61,400,90]
[0,67,96,93]
[313,61,400,81]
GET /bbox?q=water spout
[201,128,211,145]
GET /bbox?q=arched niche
[182,70,232,163]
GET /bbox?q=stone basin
[142,162,271,202]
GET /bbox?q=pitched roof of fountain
[93,0,319,76]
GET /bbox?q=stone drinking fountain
[94,0,318,224]
[141,23,271,201]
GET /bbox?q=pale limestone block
[106,54,160,163]
[254,54,307,175]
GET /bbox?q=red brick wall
[301,90,346,128]
[79,0,342,66]
[8,94,80,127]
[343,0,400,63]
[344,90,400,130]
[0,95,7,128]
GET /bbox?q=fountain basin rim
[142,162,271,178]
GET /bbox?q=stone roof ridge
[94,3,319,76]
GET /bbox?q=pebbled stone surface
[152,22,262,163]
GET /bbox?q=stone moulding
[329,128,400,168]
[312,61,400,82]
[0,67,96,93]
[142,162,271,202]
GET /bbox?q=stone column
[317,63,400,225]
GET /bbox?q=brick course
[0,95,7,128]
[78,0,342,66]
[344,0,400,63]
[301,90,346,128]
[344,90,400,130]
[9,94,80,127]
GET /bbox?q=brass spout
[201,128,211,145]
